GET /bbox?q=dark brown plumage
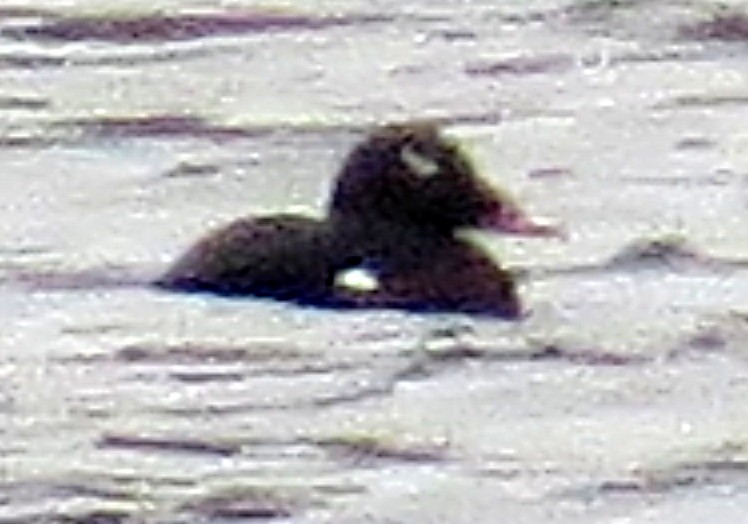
[157,122,559,318]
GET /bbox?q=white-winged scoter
[157,122,559,318]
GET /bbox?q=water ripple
[97,433,241,457]
[680,9,748,42]
[4,10,391,44]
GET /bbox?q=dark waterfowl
[157,122,559,318]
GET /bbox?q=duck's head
[329,122,559,238]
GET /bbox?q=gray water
[4,0,748,522]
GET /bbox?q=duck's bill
[481,203,564,238]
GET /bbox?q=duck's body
[157,122,558,318]
[161,215,334,300]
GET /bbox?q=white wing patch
[334,267,380,293]
[401,144,439,178]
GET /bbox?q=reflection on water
[4,0,748,522]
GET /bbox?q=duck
[156,122,559,318]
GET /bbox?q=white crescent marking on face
[334,267,380,293]
[401,144,440,178]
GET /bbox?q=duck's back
[157,215,335,300]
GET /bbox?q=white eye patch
[334,267,380,293]
[400,144,440,178]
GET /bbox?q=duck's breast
[330,241,521,318]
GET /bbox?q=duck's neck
[328,209,458,260]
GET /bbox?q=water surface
[4,1,748,522]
